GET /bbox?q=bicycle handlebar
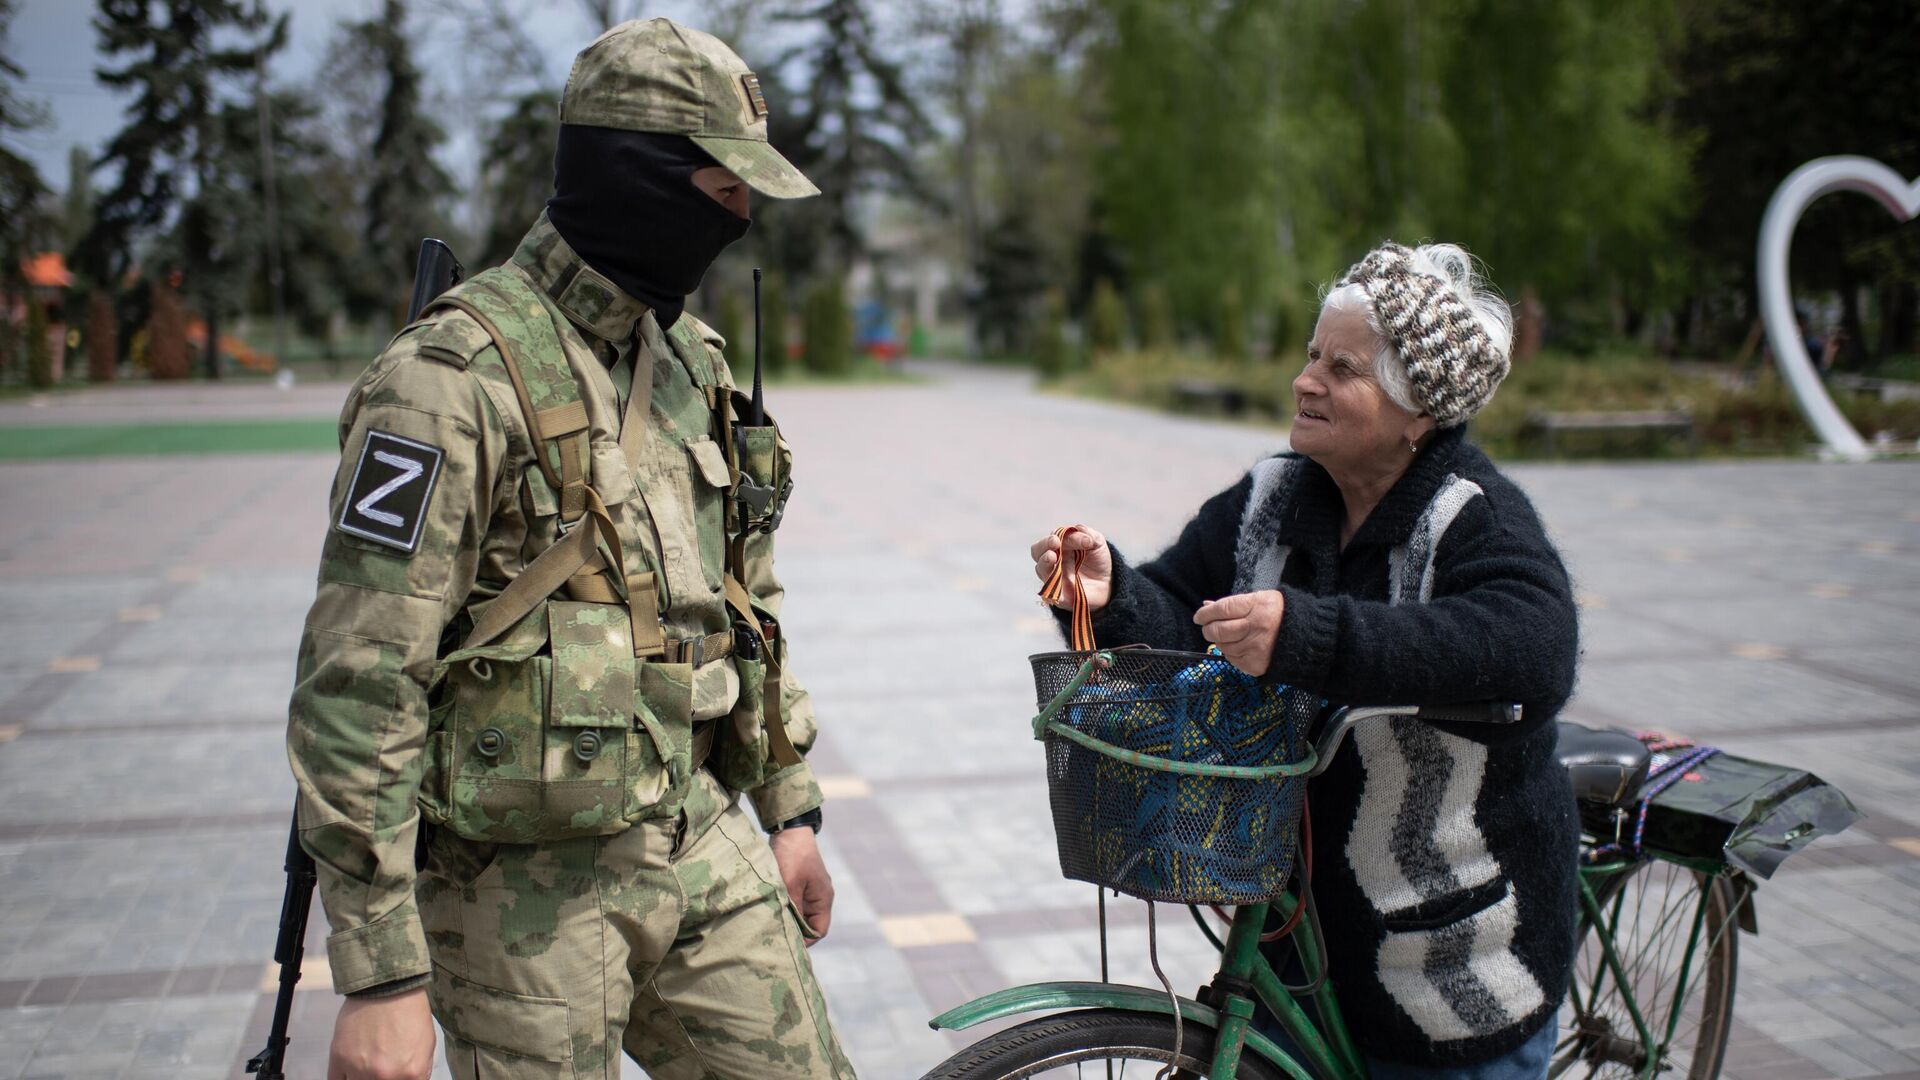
[1303,701,1523,779]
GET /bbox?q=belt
[691,720,716,769]
[662,630,732,666]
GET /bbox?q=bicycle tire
[920,1009,1294,1080]
[1554,862,1738,1080]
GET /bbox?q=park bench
[1829,373,1920,403]
[1171,378,1247,416]
[1525,408,1698,457]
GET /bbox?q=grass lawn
[0,419,339,461]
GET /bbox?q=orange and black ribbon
[1038,525,1097,652]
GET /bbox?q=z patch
[337,430,445,554]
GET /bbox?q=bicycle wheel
[1554,861,1738,1080]
[921,1009,1294,1079]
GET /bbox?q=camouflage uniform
[287,19,852,1080]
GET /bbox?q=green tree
[62,145,93,252]
[479,90,559,266]
[0,0,50,372]
[761,0,936,278]
[973,205,1048,354]
[74,0,271,293]
[1096,0,1285,327]
[1433,0,1689,345]
[200,88,367,362]
[1673,0,1920,360]
[355,0,454,316]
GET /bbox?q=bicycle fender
[927,980,1312,1080]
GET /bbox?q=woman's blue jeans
[1252,1012,1558,1080]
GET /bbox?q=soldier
[286,18,855,1080]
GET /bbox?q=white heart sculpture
[1759,156,1920,462]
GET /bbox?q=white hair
[1318,243,1514,423]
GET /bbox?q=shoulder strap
[426,268,593,525]
[427,269,667,661]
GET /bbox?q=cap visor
[692,135,820,199]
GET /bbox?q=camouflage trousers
[417,767,856,1079]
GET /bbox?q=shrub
[1035,288,1071,377]
[801,277,852,376]
[1270,287,1308,365]
[1217,283,1249,365]
[762,275,790,374]
[713,289,745,367]
[1088,278,1128,356]
[1138,282,1174,350]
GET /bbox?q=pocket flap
[434,602,548,685]
[685,436,734,489]
[590,440,641,505]
[522,442,639,519]
[548,600,636,728]
[430,966,572,1063]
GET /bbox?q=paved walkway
[1,363,1916,1079]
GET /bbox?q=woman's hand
[1194,591,1286,677]
[1030,527,1113,612]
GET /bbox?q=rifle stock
[249,237,465,1077]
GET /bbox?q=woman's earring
[1409,440,1419,453]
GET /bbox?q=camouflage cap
[561,18,819,199]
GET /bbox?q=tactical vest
[410,266,798,844]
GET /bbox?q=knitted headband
[1337,243,1508,427]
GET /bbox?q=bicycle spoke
[1562,859,1735,1080]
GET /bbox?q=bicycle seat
[1556,722,1651,806]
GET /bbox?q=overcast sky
[6,0,709,191]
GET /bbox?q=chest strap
[427,271,665,660]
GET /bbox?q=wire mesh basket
[1030,648,1319,904]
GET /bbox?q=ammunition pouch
[418,600,687,844]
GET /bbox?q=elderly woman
[1029,243,1579,1078]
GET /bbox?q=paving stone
[1,365,1915,1078]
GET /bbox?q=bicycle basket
[1030,648,1319,904]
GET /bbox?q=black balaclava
[547,125,750,331]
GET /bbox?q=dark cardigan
[1071,426,1581,1066]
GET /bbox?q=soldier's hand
[1194,591,1286,678]
[329,987,436,1080]
[1031,526,1113,612]
[769,826,834,945]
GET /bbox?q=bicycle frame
[929,697,1758,1079]
[929,897,1358,1080]
[1559,854,1752,1080]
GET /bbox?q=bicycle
[916,648,1855,1080]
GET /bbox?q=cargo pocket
[542,600,640,836]
[435,600,655,844]
[436,604,551,844]
[628,659,693,821]
[429,965,573,1076]
[711,654,771,793]
[683,435,732,592]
